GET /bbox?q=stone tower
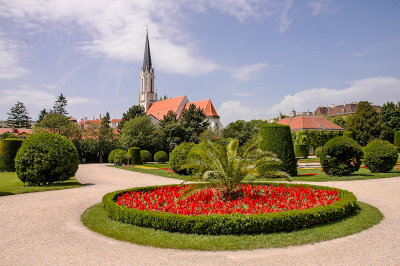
[138,31,157,111]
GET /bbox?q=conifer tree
[37,109,47,123]
[6,101,32,128]
[53,93,68,115]
[117,105,145,131]
[98,112,114,163]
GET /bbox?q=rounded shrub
[154,151,168,163]
[0,138,23,172]
[343,131,353,139]
[169,142,195,175]
[114,150,127,166]
[364,140,398,173]
[128,147,142,165]
[314,147,323,158]
[108,149,124,164]
[15,132,79,185]
[258,124,297,176]
[320,137,363,176]
[294,144,308,158]
[140,150,152,163]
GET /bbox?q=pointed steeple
[142,31,152,71]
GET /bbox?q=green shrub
[154,151,168,163]
[169,142,195,175]
[128,147,142,165]
[103,183,358,235]
[108,149,124,164]
[343,131,353,139]
[394,131,400,150]
[294,144,308,158]
[258,124,297,176]
[0,138,23,172]
[140,150,152,163]
[364,140,398,173]
[314,147,323,158]
[15,132,79,185]
[320,137,363,176]
[114,150,127,166]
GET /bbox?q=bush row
[0,138,23,172]
[109,148,169,165]
[102,182,358,235]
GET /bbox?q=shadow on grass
[0,191,14,196]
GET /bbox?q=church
[137,32,223,131]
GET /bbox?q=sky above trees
[0,0,399,125]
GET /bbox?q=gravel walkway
[1,164,399,265]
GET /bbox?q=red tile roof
[111,119,122,123]
[184,99,220,118]
[277,116,344,131]
[0,128,33,135]
[147,96,187,120]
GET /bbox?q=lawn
[0,172,83,196]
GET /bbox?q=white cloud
[218,77,400,125]
[0,35,29,79]
[307,0,331,16]
[231,63,268,81]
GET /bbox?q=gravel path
[1,164,399,265]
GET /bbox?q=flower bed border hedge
[102,182,358,235]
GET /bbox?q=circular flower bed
[103,183,358,235]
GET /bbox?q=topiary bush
[140,150,152,163]
[169,142,195,175]
[314,147,323,158]
[320,137,363,176]
[128,147,142,165]
[114,150,127,166]
[363,140,398,173]
[0,138,23,172]
[343,131,353,139]
[15,132,79,185]
[154,151,168,163]
[108,149,124,164]
[394,131,400,151]
[258,124,297,176]
[294,144,308,158]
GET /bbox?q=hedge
[154,151,168,163]
[114,150,127,166]
[128,147,142,165]
[394,131,400,150]
[343,131,353,139]
[0,138,23,172]
[102,182,358,235]
[363,140,398,173]
[259,124,297,176]
[140,150,152,163]
[294,144,308,158]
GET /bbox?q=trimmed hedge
[394,131,400,150]
[0,138,23,172]
[294,144,308,158]
[140,150,152,163]
[128,147,142,165]
[108,149,124,164]
[364,140,398,173]
[320,137,363,176]
[259,124,297,176]
[154,151,168,163]
[114,150,127,166]
[15,132,79,185]
[343,131,353,139]
[314,147,323,158]
[169,142,195,175]
[102,182,358,235]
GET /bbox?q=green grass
[0,172,83,196]
[81,201,382,251]
[109,164,191,181]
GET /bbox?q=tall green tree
[222,119,266,146]
[37,109,47,123]
[380,101,400,142]
[53,93,68,115]
[117,105,145,131]
[98,112,115,163]
[34,113,81,139]
[181,104,209,136]
[345,101,385,146]
[159,110,177,128]
[6,101,32,128]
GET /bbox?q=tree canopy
[34,113,81,139]
[117,105,145,131]
[222,119,266,146]
[52,93,68,115]
[6,101,32,128]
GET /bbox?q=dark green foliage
[114,150,127,166]
[222,119,266,146]
[52,93,68,115]
[140,150,152,163]
[258,124,297,176]
[343,131,353,139]
[37,109,47,123]
[0,132,17,140]
[364,140,398,173]
[394,131,400,148]
[154,151,168,163]
[294,144,308,158]
[380,101,400,142]
[102,183,358,235]
[6,101,32,128]
[35,113,81,139]
[118,105,145,131]
[169,142,195,174]
[333,116,346,128]
[181,104,209,136]
[314,147,323,158]
[15,132,79,185]
[0,138,23,171]
[159,110,177,128]
[108,149,124,164]
[320,137,363,176]
[97,112,115,163]
[128,147,142,165]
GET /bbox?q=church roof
[147,96,187,120]
[142,32,152,71]
[184,99,220,118]
[277,116,344,131]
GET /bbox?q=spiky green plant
[184,137,290,198]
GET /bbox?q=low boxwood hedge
[102,182,358,235]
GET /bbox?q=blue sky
[0,0,399,125]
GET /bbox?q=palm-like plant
[184,137,290,198]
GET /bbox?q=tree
[332,116,346,128]
[6,101,32,128]
[159,110,177,128]
[34,113,81,139]
[345,101,385,146]
[159,95,168,101]
[181,104,209,137]
[53,93,68,115]
[380,101,400,142]
[222,119,266,146]
[98,112,115,163]
[37,109,47,123]
[161,120,192,152]
[117,105,145,131]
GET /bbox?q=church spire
[142,30,152,71]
